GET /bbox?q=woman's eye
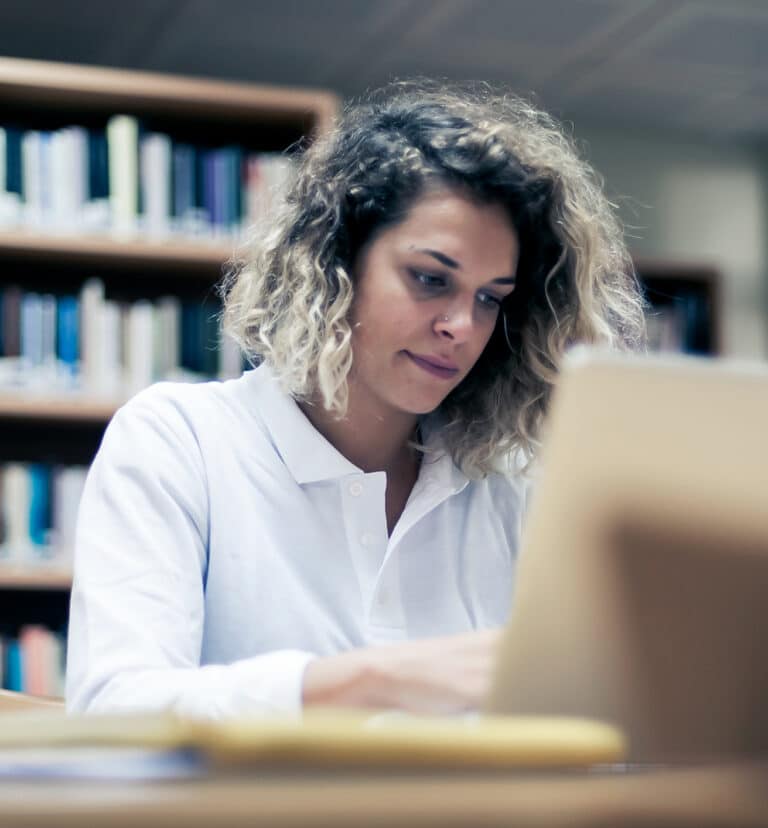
[476,292,502,309]
[410,270,446,289]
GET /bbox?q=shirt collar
[247,362,470,495]
[416,428,471,498]
[248,363,362,484]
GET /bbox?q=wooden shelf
[0,56,339,134]
[0,566,73,591]
[0,229,235,275]
[0,393,119,423]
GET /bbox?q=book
[0,127,23,226]
[1,285,21,358]
[4,641,23,693]
[50,465,87,565]
[56,295,80,379]
[20,292,43,370]
[140,132,171,238]
[79,278,106,394]
[0,709,626,771]
[107,115,139,237]
[18,626,48,696]
[21,130,44,228]
[155,296,180,380]
[27,464,52,550]
[40,294,56,374]
[49,126,87,233]
[1,464,30,560]
[125,300,154,394]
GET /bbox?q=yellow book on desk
[0,709,625,770]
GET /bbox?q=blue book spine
[6,640,23,692]
[204,151,217,230]
[193,147,205,211]
[20,292,43,367]
[28,463,52,549]
[180,301,203,373]
[225,147,242,232]
[5,126,22,195]
[202,299,220,377]
[56,295,80,372]
[172,143,194,221]
[88,128,109,200]
[232,147,244,228]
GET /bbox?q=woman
[66,82,645,718]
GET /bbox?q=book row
[0,278,244,396]
[0,462,87,568]
[645,293,712,354]
[0,118,293,240]
[0,625,65,696]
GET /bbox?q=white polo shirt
[66,364,527,719]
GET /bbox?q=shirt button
[360,532,376,547]
[349,482,364,497]
[375,588,389,607]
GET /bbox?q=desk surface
[0,762,766,828]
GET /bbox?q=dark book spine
[87,128,109,200]
[1,285,21,357]
[5,127,22,195]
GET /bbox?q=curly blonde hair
[221,80,646,477]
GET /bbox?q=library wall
[579,123,768,360]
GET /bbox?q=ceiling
[0,0,766,143]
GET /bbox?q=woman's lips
[405,351,460,380]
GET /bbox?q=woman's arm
[66,386,315,719]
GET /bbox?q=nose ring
[442,315,450,322]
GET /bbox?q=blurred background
[2,0,766,357]
[0,0,766,694]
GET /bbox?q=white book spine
[51,465,88,565]
[21,130,43,228]
[50,633,65,696]
[101,299,123,397]
[140,133,171,238]
[126,299,155,394]
[156,296,180,380]
[50,129,71,233]
[71,127,89,226]
[50,127,88,233]
[107,115,139,237]
[2,464,31,562]
[80,278,106,394]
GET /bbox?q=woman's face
[349,187,520,420]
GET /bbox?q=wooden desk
[0,762,766,827]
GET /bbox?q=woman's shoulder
[482,449,538,513]
[109,366,274,446]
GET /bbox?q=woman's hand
[302,629,502,714]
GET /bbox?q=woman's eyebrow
[414,248,516,286]
[415,248,460,269]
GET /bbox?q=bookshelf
[0,56,339,695]
[635,259,721,356]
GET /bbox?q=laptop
[486,347,768,762]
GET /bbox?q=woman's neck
[297,390,419,478]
